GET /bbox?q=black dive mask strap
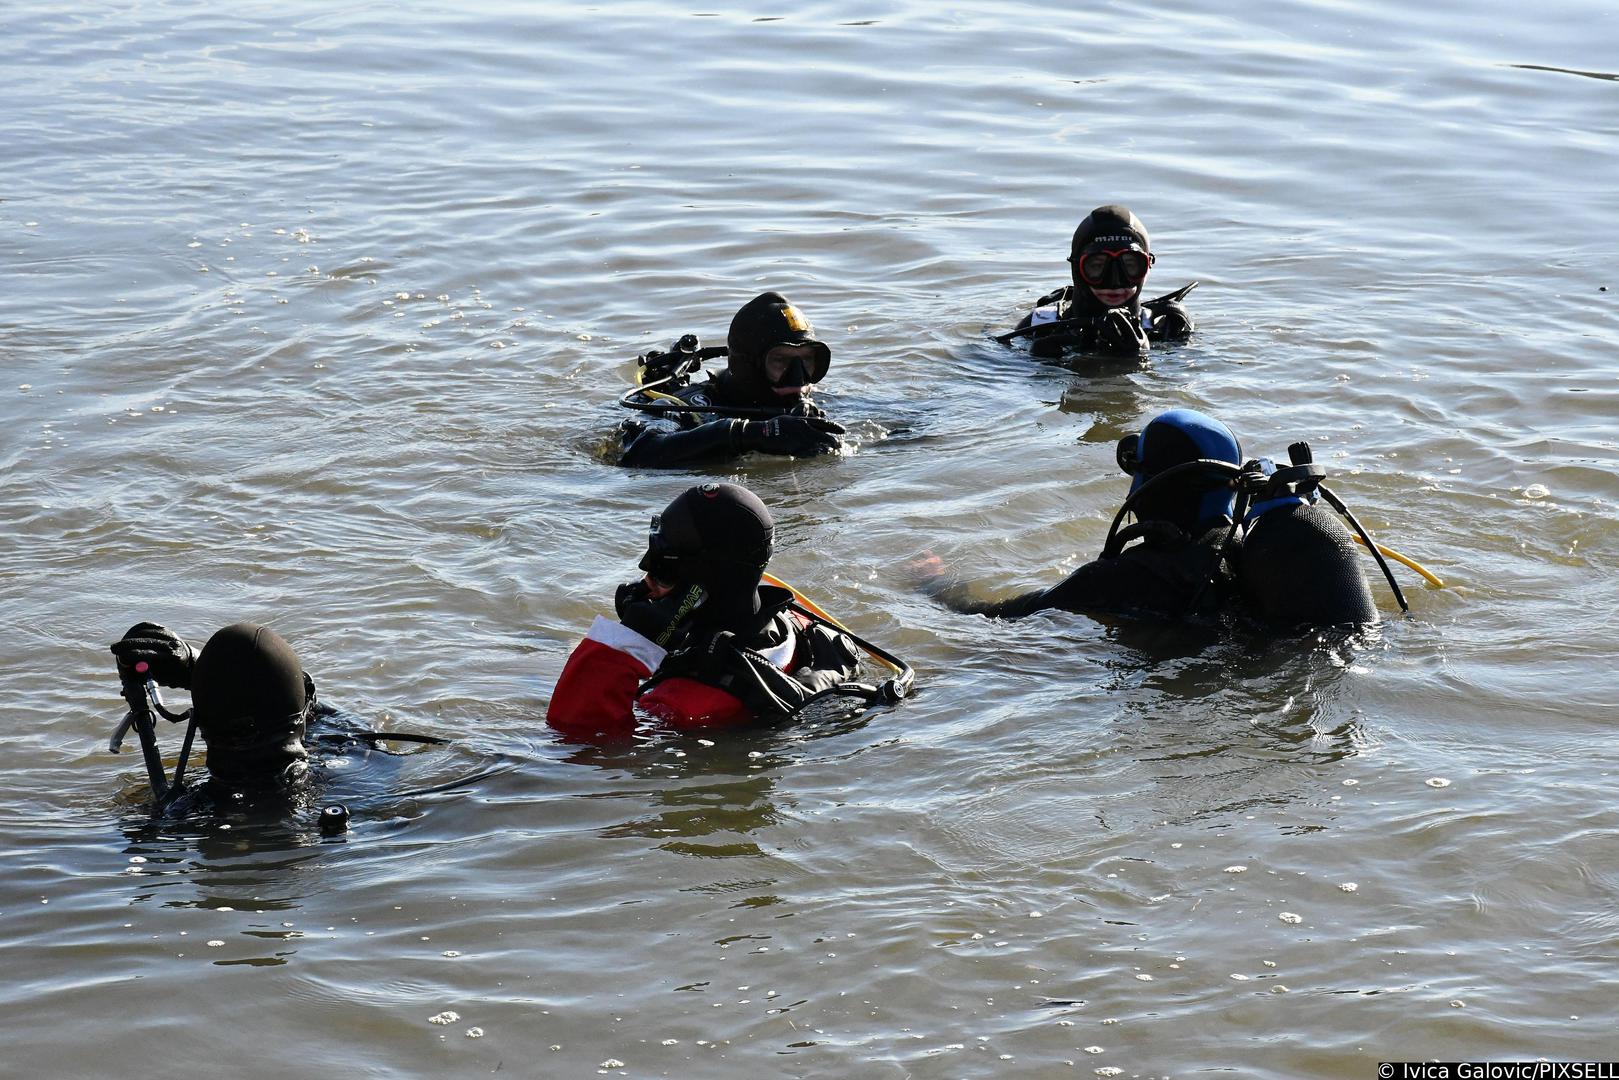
[1101,459,1242,558]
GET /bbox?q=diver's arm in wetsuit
[618,380,746,468]
[932,560,1131,620]
[620,415,743,468]
[941,530,1230,622]
[1010,286,1066,340]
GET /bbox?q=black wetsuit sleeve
[1022,554,1194,619]
[949,532,1228,621]
[620,417,741,468]
[944,560,1139,620]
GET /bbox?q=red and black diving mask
[1073,243,1155,289]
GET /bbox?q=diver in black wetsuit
[1004,205,1196,360]
[109,622,440,813]
[925,409,1381,631]
[619,291,846,468]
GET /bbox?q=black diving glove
[615,580,707,649]
[1145,299,1194,340]
[110,622,196,688]
[735,415,845,457]
[1095,308,1150,355]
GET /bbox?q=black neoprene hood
[725,291,831,403]
[1067,205,1152,314]
[191,622,310,780]
[643,482,775,621]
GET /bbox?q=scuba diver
[617,291,847,467]
[108,621,443,816]
[997,204,1197,360]
[547,482,912,741]
[924,408,1423,631]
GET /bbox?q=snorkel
[110,661,198,808]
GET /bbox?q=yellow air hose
[1352,536,1444,588]
[761,572,903,674]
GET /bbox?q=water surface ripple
[3,0,1616,1076]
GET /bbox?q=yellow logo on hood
[780,304,810,332]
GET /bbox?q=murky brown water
[4,1,1618,1076]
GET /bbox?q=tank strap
[1242,494,1307,525]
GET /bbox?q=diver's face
[1088,284,1140,307]
[763,344,816,398]
[1075,243,1152,309]
[642,574,674,599]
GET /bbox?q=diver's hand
[736,415,845,457]
[905,553,953,598]
[1095,308,1149,355]
[615,580,707,648]
[110,622,196,688]
[1145,299,1194,339]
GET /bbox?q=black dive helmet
[1068,205,1154,316]
[191,623,313,786]
[1114,408,1242,536]
[640,482,775,627]
[725,291,832,405]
